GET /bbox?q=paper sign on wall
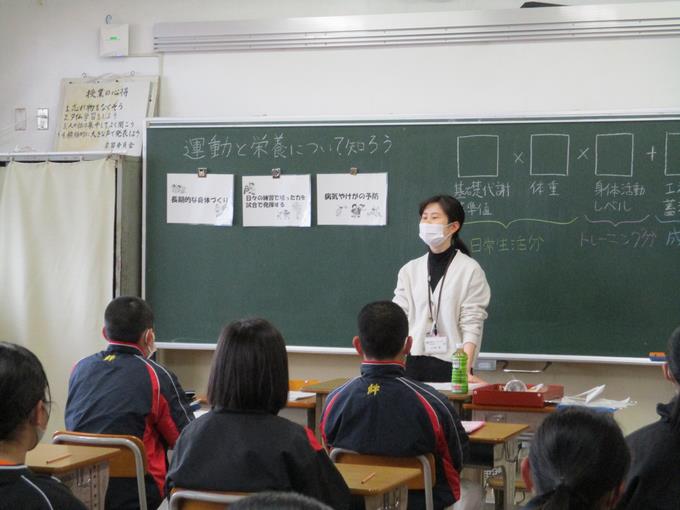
[55,79,151,156]
[242,175,311,227]
[167,173,234,226]
[316,173,388,226]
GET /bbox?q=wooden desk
[286,396,317,430]
[467,423,529,510]
[302,378,472,439]
[336,463,420,510]
[27,443,119,510]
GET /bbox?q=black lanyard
[427,250,456,336]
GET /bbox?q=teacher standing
[393,195,491,383]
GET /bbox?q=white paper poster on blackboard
[317,173,388,226]
[242,175,311,227]
[55,79,152,156]
[167,173,234,226]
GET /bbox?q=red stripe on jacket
[140,361,179,496]
[412,391,461,500]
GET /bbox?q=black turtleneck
[428,244,456,292]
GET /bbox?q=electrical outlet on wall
[36,108,49,130]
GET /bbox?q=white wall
[1,0,679,435]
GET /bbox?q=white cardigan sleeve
[458,265,491,348]
[393,264,411,316]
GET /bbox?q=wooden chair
[52,430,149,510]
[169,489,247,510]
[330,448,436,510]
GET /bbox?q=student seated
[520,407,629,510]
[618,326,680,509]
[166,318,351,510]
[320,301,469,510]
[65,296,194,510]
[0,342,86,510]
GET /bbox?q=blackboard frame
[145,112,680,365]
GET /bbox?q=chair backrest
[169,489,248,510]
[289,379,320,391]
[52,430,148,510]
[330,448,436,510]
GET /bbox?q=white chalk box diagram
[457,135,499,178]
[595,133,634,177]
[530,134,570,176]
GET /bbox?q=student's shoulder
[21,473,87,510]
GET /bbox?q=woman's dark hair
[0,342,50,441]
[418,195,470,255]
[528,407,629,510]
[207,318,289,414]
[665,325,680,429]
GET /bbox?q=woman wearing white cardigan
[393,195,491,383]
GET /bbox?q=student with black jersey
[166,318,351,510]
[618,325,680,509]
[0,342,86,510]
[521,407,629,510]
[66,296,194,510]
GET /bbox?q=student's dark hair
[230,491,332,510]
[528,407,629,510]
[665,325,680,429]
[357,301,409,360]
[0,342,50,441]
[104,296,154,343]
[419,194,470,255]
[207,318,289,414]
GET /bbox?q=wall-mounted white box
[100,24,129,57]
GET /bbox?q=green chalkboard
[145,117,680,360]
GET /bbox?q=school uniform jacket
[166,409,351,510]
[393,251,490,363]
[65,342,194,501]
[0,464,87,510]
[618,399,680,510]
[320,362,469,510]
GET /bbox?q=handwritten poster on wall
[317,173,388,226]
[242,175,311,227]
[55,80,151,156]
[167,173,234,226]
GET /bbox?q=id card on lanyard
[424,252,455,355]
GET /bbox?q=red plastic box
[472,384,564,408]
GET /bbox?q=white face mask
[419,223,452,249]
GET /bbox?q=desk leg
[494,439,518,510]
[314,394,326,442]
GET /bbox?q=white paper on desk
[288,390,315,401]
[426,382,488,392]
[167,173,234,226]
[461,421,486,434]
[242,175,311,227]
[316,173,388,226]
[560,385,635,409]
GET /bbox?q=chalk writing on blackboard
[183,133,394,160]
[470,235,545,255]
[580,229,656,249]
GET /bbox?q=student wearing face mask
[393,195,490,383]
[65,296,194,510]
[0,342,86,510]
